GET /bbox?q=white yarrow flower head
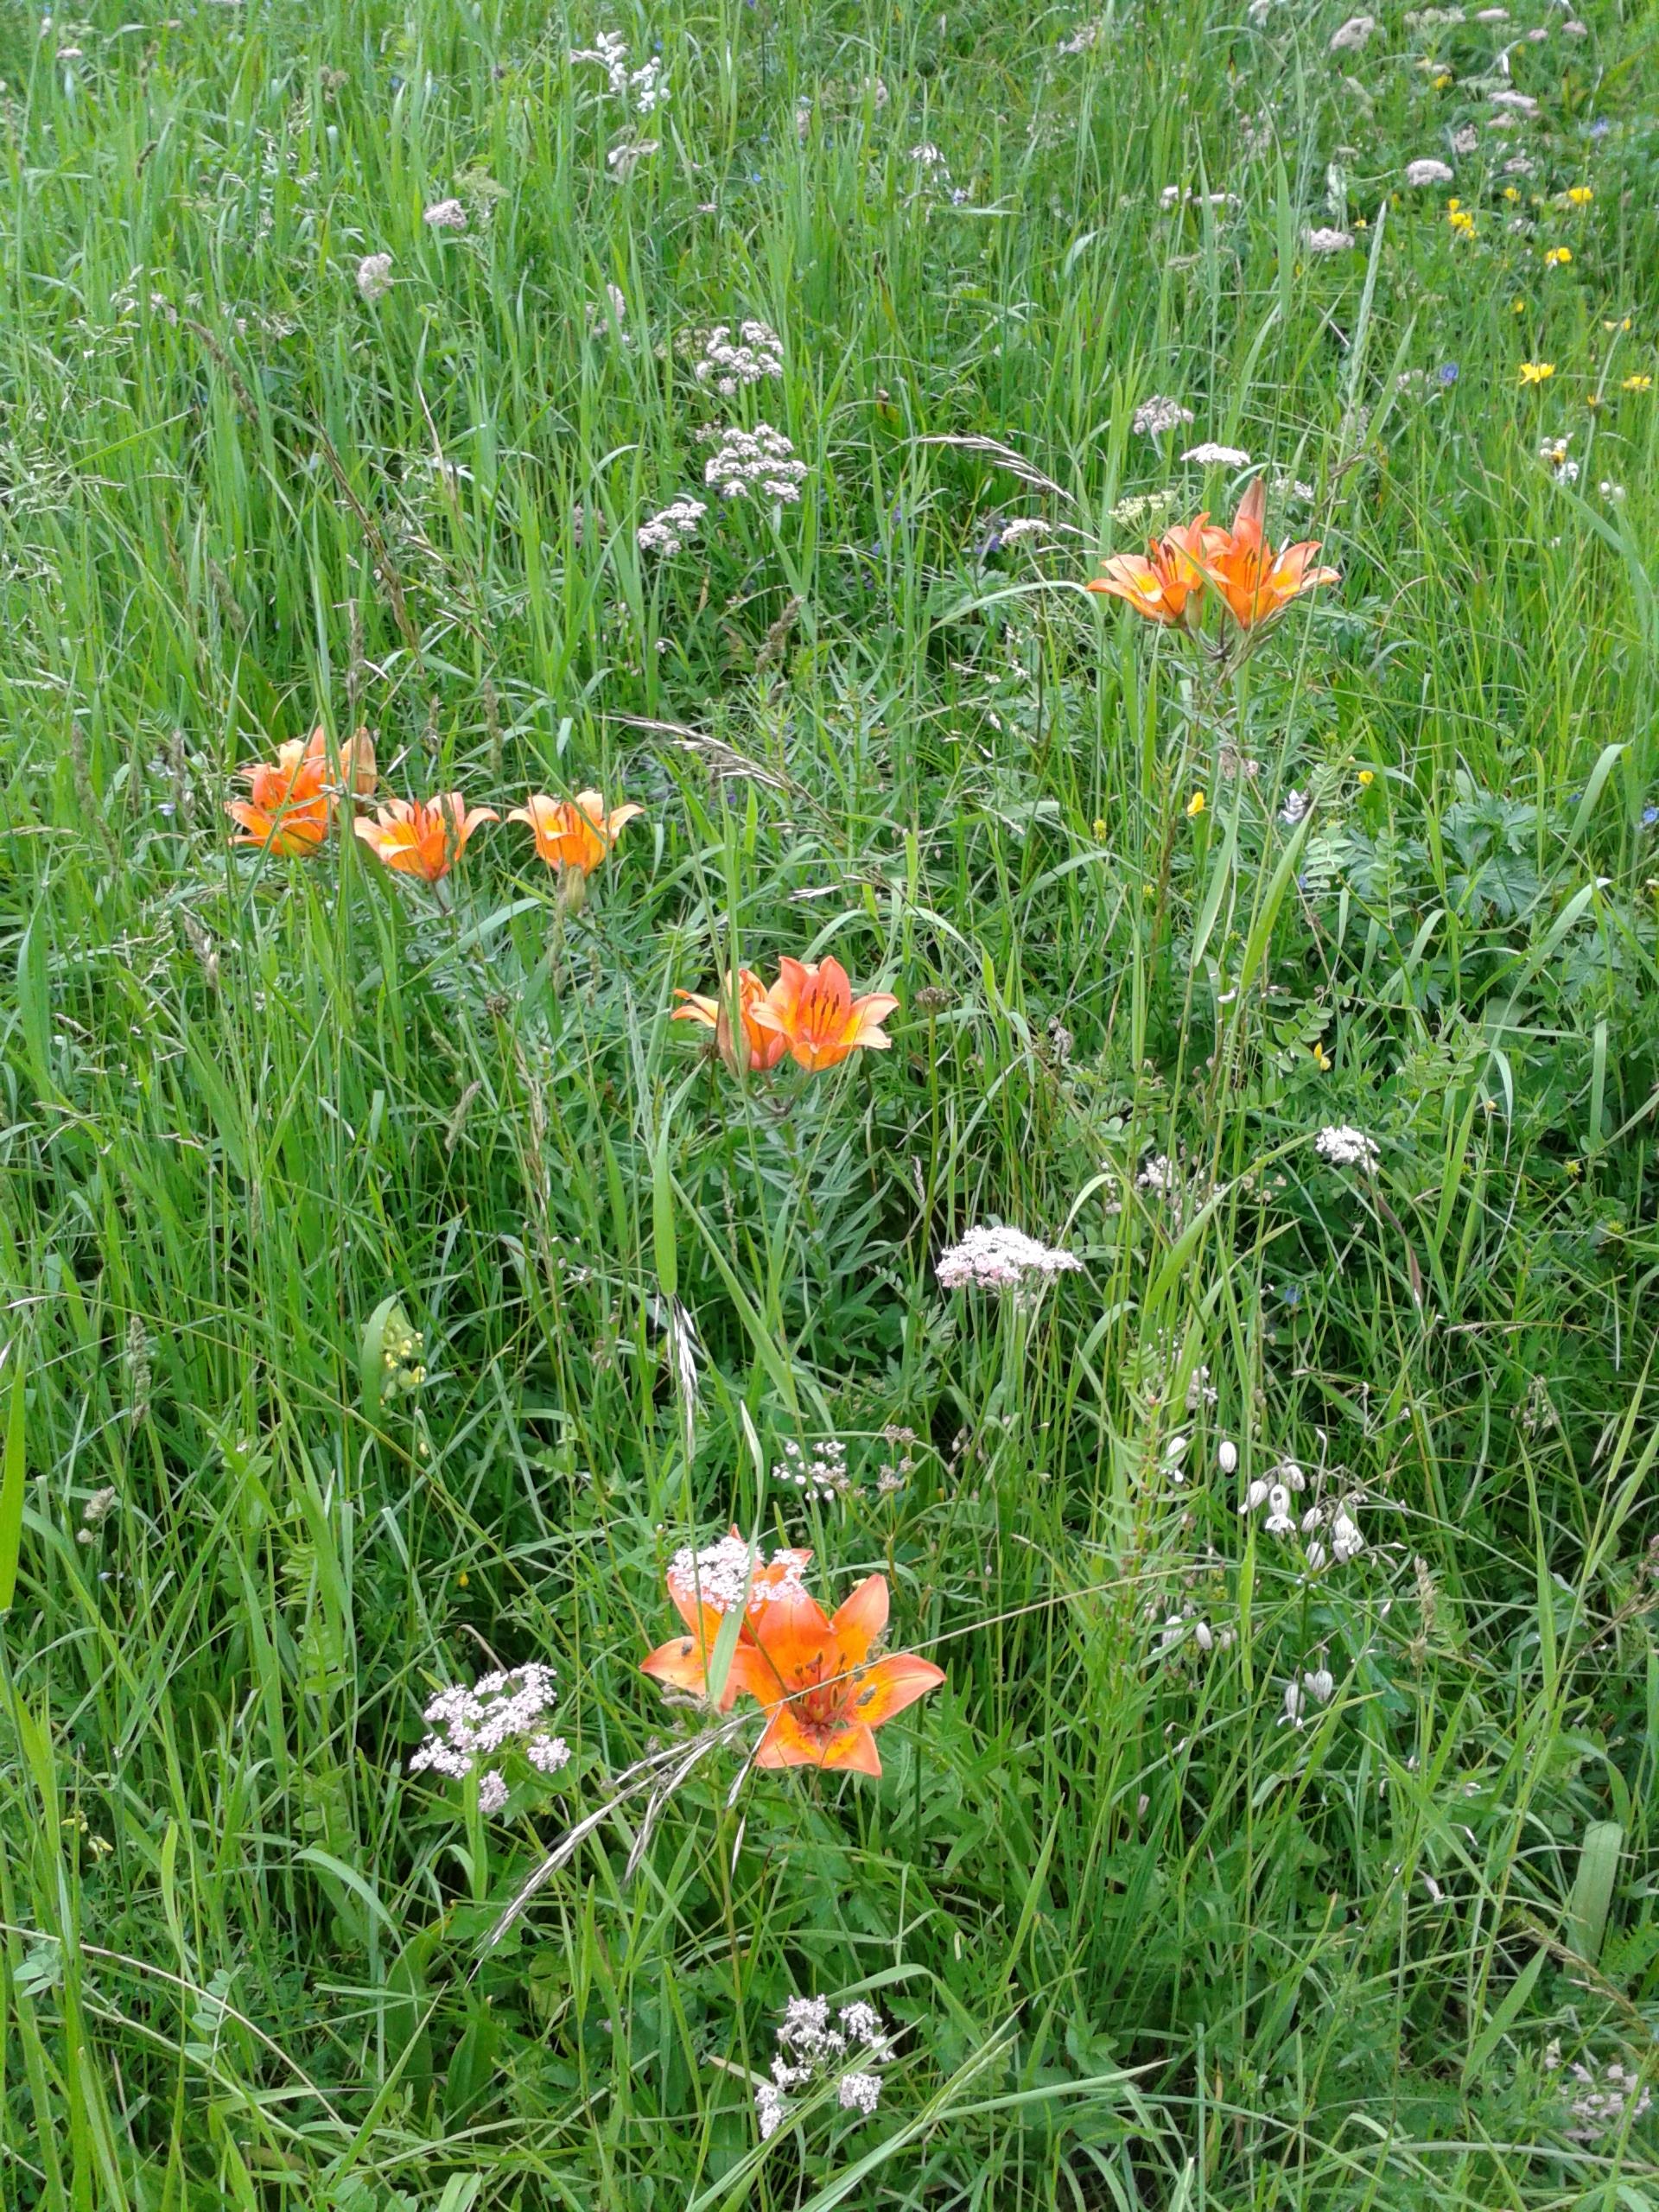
[356,252,393,301]
[1328,13,1376,48]
[1280,787,1311,826]
[1133,394,1195,440]
[666,1534,809,1617]
[755,1997,893,2140]
[423,198,468,230]
[1316,1124,1379,1171]
[409,1662,569,1788]
[1181,442,1251,467]
[702,422,809,504]
[637,497,706,555]
[1405,157,1455,185]
[694,319,784,394]
[1304,226,1355,253]
[937,1224,1083,1293]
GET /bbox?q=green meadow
[2,0,1657,2204]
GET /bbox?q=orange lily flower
[1201,478,1338,629]
[750,956,899,1073]
[1087,513,1222,628]
[353,794,499,882]
[641,1529,813,1710]
[673,969,792,1074]
[508,790,644,875]
[734,1573,945,1776]
[227,744,330,856]
[226,726,377,857]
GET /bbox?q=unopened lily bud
[1218,1439,1238,1473]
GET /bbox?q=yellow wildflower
[1518,361,1555,385]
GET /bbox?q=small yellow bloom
[1311,1041,1332,1071]
[1432,69,1452,87]
[1567,185,1593,206]
[1503,185,1520,202]
[1092,817,1108,839]
[1511,298,1528,315]
[1519,361,1556,385]
[457,1570,470,1587]
[1446,197,1461,213]
[1586,391,1602,410]
[1623,373,1653,392]
[1186,791,1207,819]
[1544,245,1573,268]
[1448,210,1476,237]
[1357,767,1376,788]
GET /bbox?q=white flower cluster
[1328,13,1376,49]
[1404,157,1454,186]
[754,1997,893,2142]
[573,29,668,114]
[1182,442,1251,467]
[1280,787,1310,826]
[772,1437,852,1502]
[637,497,706,555]
[1316,1124,1379,1171]
[702,423,809,504]
[356,252,393,301]
[694,320,784,394]
[409,1663,570,1807]
[666,1534,808,1616]
[423,199,468,231]
[1281,1664,1335,1725]
[1540,437,1580,484]
[992,517,1052,547]
[1242,1465,1364,1567]
[1304,226,1355,254]
[937,1224,1083,1292]
[1133,394,1194,439]
[1560,2055,1653,2140]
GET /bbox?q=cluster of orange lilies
[226,730,898,1077]
[226,726,641,890]
[642,1530,944,1777]
[1089,477,1337,644]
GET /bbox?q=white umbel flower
[356,252,394,300]
[1316,1125,1379,1171]
[702,423,809,504]
[936,1224,1083,1292]
[1328,13,1376,48]
[423,198,468,230]
[1404,158,1455,185]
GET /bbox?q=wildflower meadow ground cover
[2,0,1659,2203]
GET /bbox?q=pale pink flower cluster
[1133,394,1194,440]
[937,1224,1082,1292]
[409,1662,570,1806]
[423,198,468,231]
[1560,2055,1653,2140]
[754,1997,893,2141]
